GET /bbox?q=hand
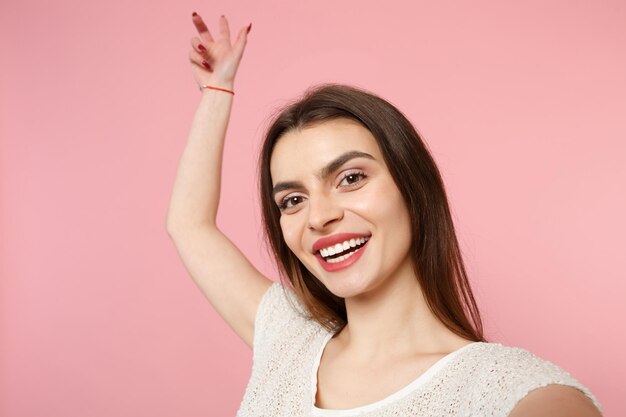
[188,13,250,89]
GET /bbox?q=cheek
[354,181,412,238]
[380,180,408,218]
[279,216,300,251]
[386,187,412,232]
[391,196,413,249]
[349,180,402,220]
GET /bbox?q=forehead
[270,118,382,182]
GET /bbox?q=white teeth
[326,247,363,263]
[319,241,363,257]
[318,236,370,259]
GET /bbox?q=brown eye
[279,195,304,211]
[339,171,367,187]
[345,174,360,184]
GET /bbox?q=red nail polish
[202,61,211,70]
[198,44,206,51]
[247,23,252,34]
[192,12,198,17]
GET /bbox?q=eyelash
[278,170,368,211]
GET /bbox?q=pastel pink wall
[1,0,623,416]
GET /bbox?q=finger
[232,23,250,62]
[219,14,231,40]
[190,37,210,57]
[188,49,213,71]
[192,13,214,44]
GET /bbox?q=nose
[307,192,344,231]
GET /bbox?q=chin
[321,273,375,299]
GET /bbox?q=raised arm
[166,13,272,348]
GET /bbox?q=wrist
[200,85,235,96]
[198,80,235,92]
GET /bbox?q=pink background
[1,0,624,416]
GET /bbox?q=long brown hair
[258,83,486,342]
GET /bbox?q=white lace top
[236,282,603,416]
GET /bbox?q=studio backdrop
[1,0,624,416]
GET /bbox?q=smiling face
[269,118,415,299]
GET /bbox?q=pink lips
[312,232,371,254]
[312,233,371,273]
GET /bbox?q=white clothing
[236,282,603,416]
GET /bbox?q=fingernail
[247,23,252,34]
[192,12,198,17]
[198,44,206,52]
[202,61,211,70]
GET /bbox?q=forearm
[166,83,234,232]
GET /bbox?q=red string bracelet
[198,84,235,95]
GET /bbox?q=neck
[335,261,471,361]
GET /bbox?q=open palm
[188,13,250,88]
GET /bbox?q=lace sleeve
[472,345,603,416]
[252,281,308,361]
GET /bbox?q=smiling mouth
[319,237,369,263]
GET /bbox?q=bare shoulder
[509,384,602,417]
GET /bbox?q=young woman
[166,13,604,417]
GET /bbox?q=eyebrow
[272,150,376,199]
